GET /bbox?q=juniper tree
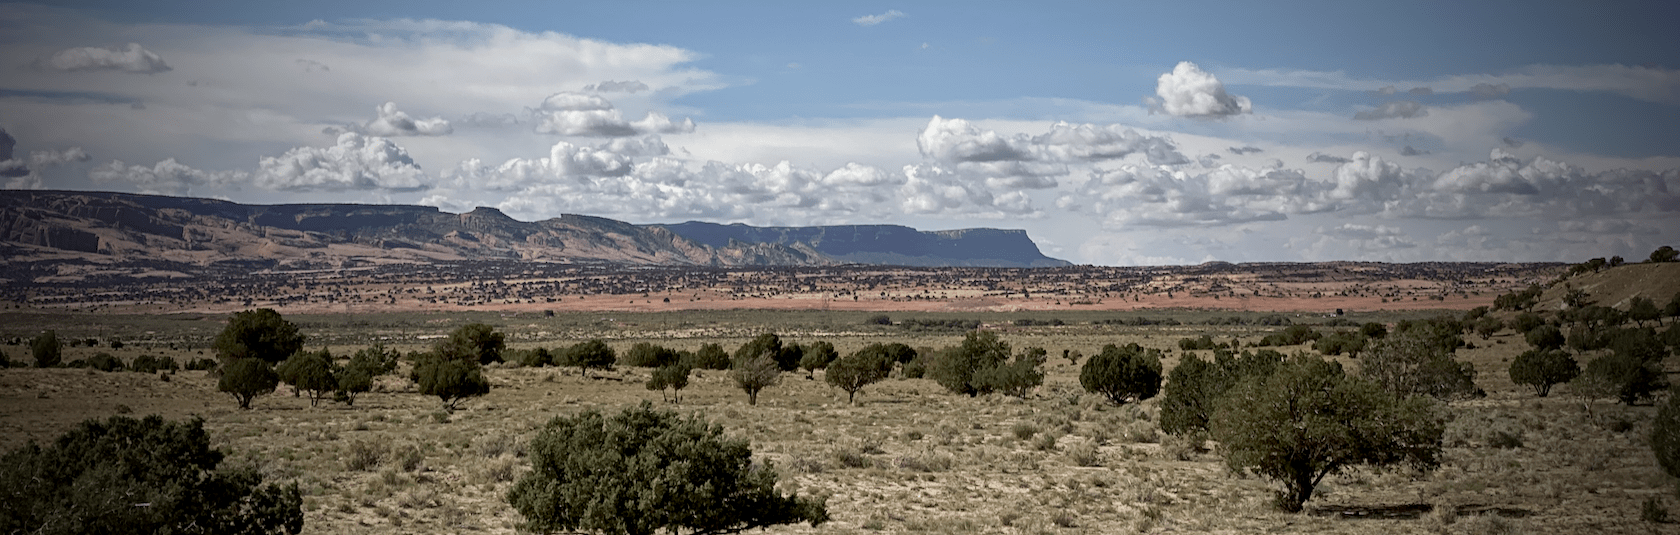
[1079,343,1163,405]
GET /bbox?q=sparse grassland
[0,309,1673,534]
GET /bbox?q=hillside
[1536,261,1680,311]
[0,191,1064,272]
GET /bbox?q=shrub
[212,308,304,364]
[901,353,929,379]
[1011,422,1038,440]
[971,347,1046,398]
[561,339,616,378]
[0,415,303,535]
[731,352,781,405]
[130,354,179,374]
[1211,355,1444,512]
[929,330,1011,396]
[411,354,490,411]
[1313,331,1366,357]
[798,341,839,378]
[825,349,894,404]
[646,363,691,403]
[0,348,8,368]
[276,349,337,407]
[506,402,828,534]
[865,314,892,325]
[87,352,124,372]
[685,343,731,370]
[1643,497,1670,524]
[1178,335,1219,351]
[1360,331,1480,400]
[1657,388,1680,481]
[185,357,219,371]
[218,357,279,409]
[436,323,506,365]
[1508,348,1580,397]
[624,342,680,368]
[517,347,553,368]
[31,330,62,368]
[1160,349,1283,437]
[1576,354,1667,405]
[1079,343,1163,405]
[1511,312,1545,335]
[345,440,387,472]
[338,344,398,407]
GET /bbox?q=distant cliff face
[0,191,1066,270]
[652,222,1070,268]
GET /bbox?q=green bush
[212,309,304,364]
[825,349,895,404]
[87,352,125,372]
[436,323,506,365]
[411,354,490,411]
[1508,348,1580,397]
[1576,354,1667,405]
[646,363,691,403]
[31,330,62,368]
[1160,349,1283,437]
[507,403,828,534]
[972,347,1046,398]
[184,357,219,371]
[130,354,179,374]
[0,415,302,535]
[218,357,279,410]
[560,339,617,377]
[684,343,732,370]
[1078,343,1162,405]
[1360,330,1480,400]
[731,352,781,405]
[799,341,839,378]
[929,331,1011,396]
[277,349,337,407]
[1211,355,1443,512]
[624,342,680,368]
[1653,391,1680,479]
[517,347,554,368]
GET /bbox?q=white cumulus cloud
[1149,61,1252,118]
[1353,100,1428,120]
[91,159,246,196]
[255,133,430,192]
[530,92,694,137]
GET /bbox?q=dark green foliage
[851,342,917,367]
[735,333,782,366]
[0,415,302,535]
[777,342,804,372]
[865,314,892,325]
[412,355,490,411]
[731,352,781,405]
[1567,326,1612,352]
[1462,306,1490,322]
[516,347,554,367]
[1012,318,1065,326]
[562,339,617,377]
[1078,343,1163,405]
[87,352,124,372]
[646,364,691,403]
[826,349,895,403]
[1666,293,1680,318]
[972,347,1046,398]
[1258,325,1322,347]
[277,349,336,407]
[129,355,179,374]
[1653,390,1680,479]
[218,357,278,409]
[1359,322,1388,339]
[624,342,680,368]
[1493,284,1544,311]
[1526,324,1566,350]
[1360,330,1480,400]
[336,343,398,406]
[899,318,982,332]
[1178,335,1220,351]
[1473,316,1504,340]
[929,330,1012,396]
[1508,348,1580,397]
[437,323,505,365]
[0,348,9,368]
[31,330,62,368]
[1665,323,1680,349]
[901,353,929,379]
[1650,245,1677,263]
[685,343,731,370]
[1609,327,1669,363]
[1313,331,1366,357]
[1629,296,1662,327]
[1211,355,1444,513]
[1577,354,1668,405]
[1160,349,1283,437]
[212,309,304,364]
[507,403,827,535]
[1511,312,1545,335]
[184,357,219,371]
[798,341,839,378]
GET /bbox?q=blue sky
[2,1,1677,265]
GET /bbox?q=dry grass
[0,312,1673,534]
